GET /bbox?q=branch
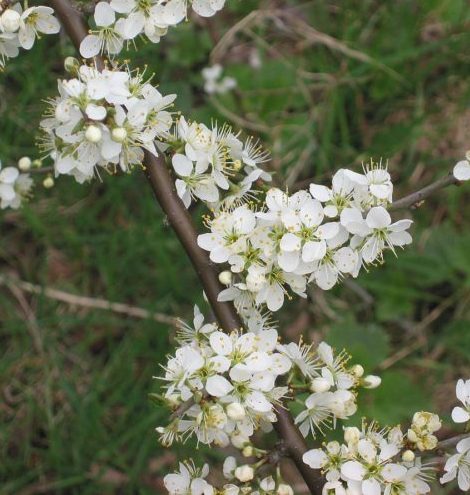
[143,151,242,332]
[44,2,322,492]
[390,172,459,210]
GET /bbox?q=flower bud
[33,159,42,168]
[111,127,128,143]
[218,270,232,286]
[231,432,249,449]
[1,9,21,33]
[277,484,294,495]
[227,402,245,421]
[344,426,361,444]
[363,375,381,389]
[234,465,254,482]
[18,157,32,172]
[350,364,364,377]
[85,125,102,143]
[402,450,415,462]
[64,56,80,75]
[43,176,54,189]
[326,441,341,455]
[310,377,331,393]
[242,445,253,457]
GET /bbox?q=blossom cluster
[197,164,412,314]
[156,306,291,448]
[164,458,295,495]
[156,305,378,451]
[170,116,271,209]
[281,340,379,439]
[80,0,226,59]
[40,64,175,183]
[0,159,33,209]
[303,421,436,495]
[0,3,59,68]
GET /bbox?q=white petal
[280,232,301,252]
[303,449,328,469]
[80,35,101,58]
[206,375,233,397]
[452,406,470,423]
[366,207,391,229]
[309,184,331,202]
[341,461,366,481]
[362,478,381,495]
[209,331,233,356]
[172,154,193,176]
[302,240,326,262]
[94,1,116,26]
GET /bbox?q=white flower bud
[344,426,361,444]
[242,445,253,457]
[234,465,254,483]
[363,375,381,389]
[227,402,245,421]
[18,157,32,172]
[111,127,128,143]
[231,432,249,449]
[43,176,54,189]
[64,56,80,74]
[402,450,415,462]
[85,125,102,143]
[1,9,21,33]
[277,484,294,495]
[310,377,331,393]
[218,270,232,286]
[326,441,341,455]
[350,364,364,377]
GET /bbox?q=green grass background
[1,1,469,493]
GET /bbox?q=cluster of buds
[0,2,59,68]
[197,163,412,314]
[80,0,226,59]
[0,158,33,209]
[406,412,441,451]
[40,64,175,183]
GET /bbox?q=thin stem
[390,173,459,210]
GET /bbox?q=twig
[390,173,459,210]
[0,274,177,326]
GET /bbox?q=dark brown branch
[45,2,322,491]
[390,173,459,210]
[274,408,322,494]
[143,151,242,332]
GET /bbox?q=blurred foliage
[0,0,469,493]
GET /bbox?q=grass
[1,1,469,493]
